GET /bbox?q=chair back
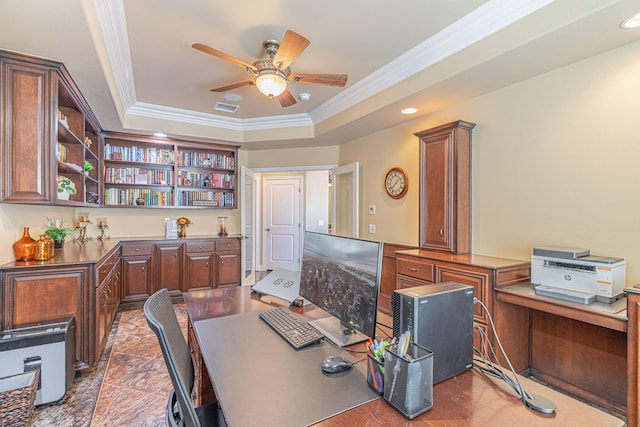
[144,288,200,427]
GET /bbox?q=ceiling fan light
[256,72,287,97]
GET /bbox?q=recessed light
[224,93,243,102]
[153,132,167,137]
[401,107,418,115]
[621,12,640,29]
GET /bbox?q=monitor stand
[309,316,368,347]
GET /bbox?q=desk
[184,287,624,426]
[496,283,627,416]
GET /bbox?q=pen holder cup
[383,342,433,419]
[367,354,384,395]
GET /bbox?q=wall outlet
[369,224,376,234]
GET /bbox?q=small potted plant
[176,217,192,238]
[57,176,77,200]
[44,218,74,249]
[84,160,94,175]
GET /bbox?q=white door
[264,176,302,271]
[240,166,256,285]
[330,162,359,238]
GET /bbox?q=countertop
[1,234,241,269]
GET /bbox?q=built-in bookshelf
[101,133,238,208]
[56,79,101,205]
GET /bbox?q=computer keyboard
[258,307,324,349]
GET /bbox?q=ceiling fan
[192,30,348,108]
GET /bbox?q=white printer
[531,247,625,304]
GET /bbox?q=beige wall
[340,39,640,283]
[2,40,639,285]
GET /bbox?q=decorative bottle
[13,227,36,261]
[44,235,55,258]
[35,235,49,261]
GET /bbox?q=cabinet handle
[439,226,444,240]
[206,262,209,267]
[407,267,419,272]
[226,244,231,248]
[135,248,140,252]
[174,252,178,257]
[199,245,203,249]
[141,266,145,273]
[220,260,224,266]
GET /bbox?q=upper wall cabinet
[415,120,476,254]
[102,132,238,208]
[0,50,102,206]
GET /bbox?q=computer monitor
[299,231,383,347]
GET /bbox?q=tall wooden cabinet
[415,121,475,254]
[0,49,102,206]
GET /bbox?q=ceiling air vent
[213,102,239,113]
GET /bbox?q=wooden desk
[184,287,624,426]
[626,287,640,427]
[495,283,627,416]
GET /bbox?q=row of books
[177,190,235,207]
[104,188,174,206]
[105,167,174,185]
[177,171,235,188]
[177,151,235,169]
[104,144,175,164]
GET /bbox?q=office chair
[144,288,224,427]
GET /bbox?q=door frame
[251,165,336,272]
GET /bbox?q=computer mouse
[321,355,352,373]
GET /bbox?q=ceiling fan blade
[277,89,297,108]
[272,30,310,70]
[210,80,254,92]
[192,43,257,72]
[289,73,348,87]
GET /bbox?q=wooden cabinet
[0,49,101,206]
[102,132,238,208]
[120,238,241,301]
[215,239,241,287]
[378,243,415,315]
[96,248,121,357]
[184,241,215,292]
[187,318,216,407]
[154,242,184,296]
[414,121,475,254]
[396,250,530,359]
[1,264,93,369]
[121,243,153,303]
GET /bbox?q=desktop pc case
[392,282,474,384]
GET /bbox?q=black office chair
[144,288,224,427]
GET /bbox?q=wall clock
[384,167,408,199]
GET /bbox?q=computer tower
[392,282,474,384]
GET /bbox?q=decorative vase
[35,235,49,261]
[44,235,55,258]
[177,224,187,238]
[54,239,65,250]
[13,227,36,261]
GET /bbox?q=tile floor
[32,303,187,427]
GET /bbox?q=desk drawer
[122,243,153,257]
[186,241,215,253]
[215,239,240,252]
[397,257,434,282]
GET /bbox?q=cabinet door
[436,266,489,325]
[0,61,54,203]
[96,279,110,357]
[154,243,184,295]
[121,256,152,302]
[416,121,474,254]
[185,252,215,291]
[216,252,239,287]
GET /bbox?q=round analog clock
[384,167,408,199]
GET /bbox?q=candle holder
[97,218,110,241]
[73,215,92,243]
[217,217,229,236]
